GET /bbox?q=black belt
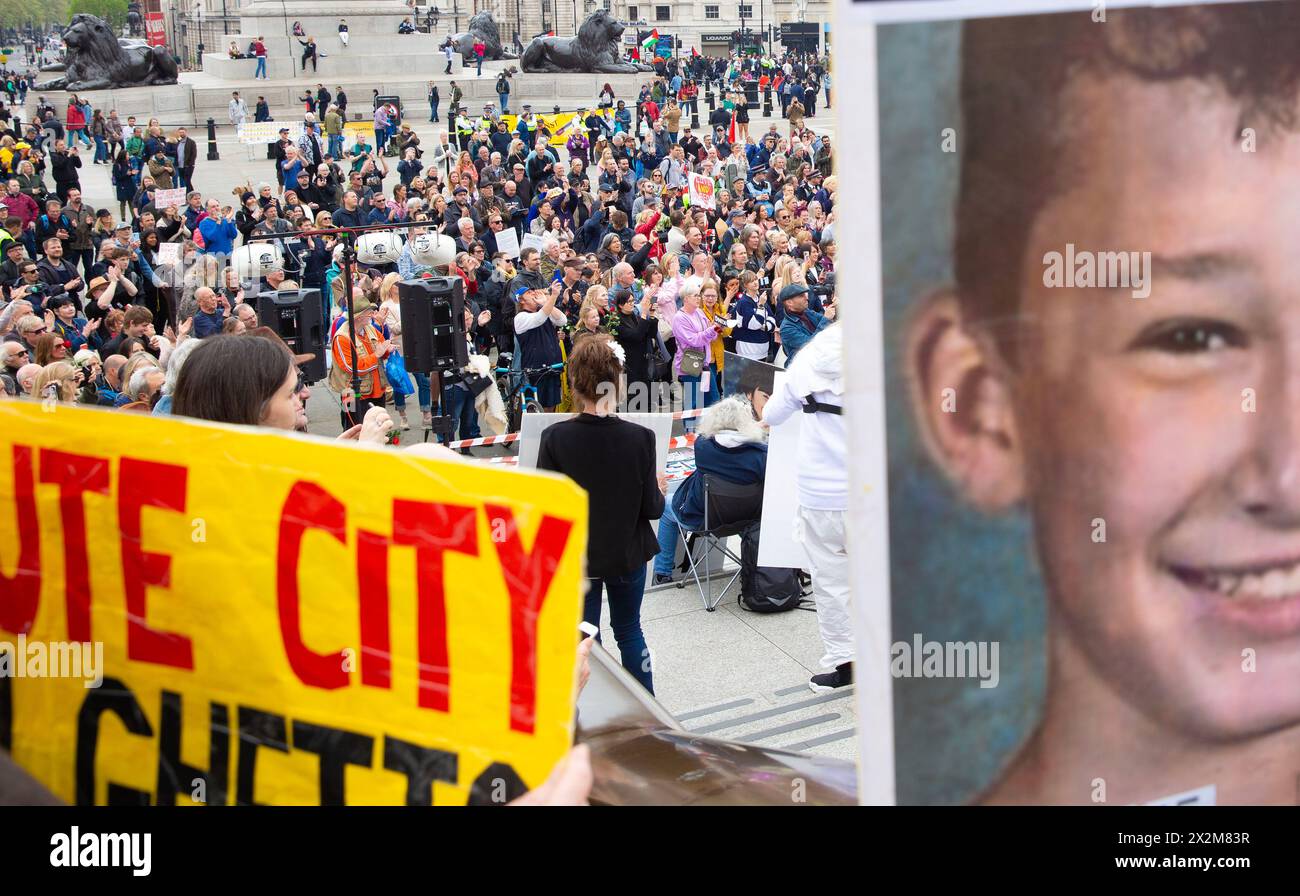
[803,397,841,415]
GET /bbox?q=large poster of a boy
[869,1,1300,804]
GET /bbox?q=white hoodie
[761,322,846,511]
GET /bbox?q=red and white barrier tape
[445,431,520,449]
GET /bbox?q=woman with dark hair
[537,334,666,694]
[172,333,305,430]
[613,288,656,401]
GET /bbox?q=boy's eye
[1129,318,1248,354]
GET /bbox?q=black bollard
[706,90,715,112]
[690,107,699,130]
[762,88,772,118]
[206,117,219,160]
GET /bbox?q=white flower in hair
[607,340,626,368]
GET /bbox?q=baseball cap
[453,185,468,195]
[513,286,530,302]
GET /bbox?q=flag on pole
[728,110,736,144]
[641,29,660,53]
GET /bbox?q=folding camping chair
[676,473,764,611]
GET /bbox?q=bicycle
[495,362,565,433]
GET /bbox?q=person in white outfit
[228,92,248,128]
[759,323,850,692]
[338,20,350,47]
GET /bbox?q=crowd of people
[0,41,846,704]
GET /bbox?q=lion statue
[449,11,511,60]
[520,9,652,74]
[36,14,177,91]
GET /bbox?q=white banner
[238,122,302,145]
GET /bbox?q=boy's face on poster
[914,71,1300,742]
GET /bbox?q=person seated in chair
[652,395,768,584]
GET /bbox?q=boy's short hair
[955,3,1300,363]
[124,306,153,327]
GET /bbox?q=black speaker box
[397,277,467,374]
[256,289,326,383]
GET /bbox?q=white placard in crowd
[239,121,301,145]
[757,372,806,570]
[153,188,186,209]
[520,233,548,256]
[688,173,716,209]
[494,226,520,259]
[155,242,181,267]
[517,413,673,472]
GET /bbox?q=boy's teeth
[1204,561,1300,599]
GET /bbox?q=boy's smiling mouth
[1170,558,1300,600]
[1166,554,1300,639]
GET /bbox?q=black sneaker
[652,572,674,586]
[808,662,853,694]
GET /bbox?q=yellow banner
[0,402,587,806]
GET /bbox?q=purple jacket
[671,306,717,377]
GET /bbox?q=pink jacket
[654,273,685,325]
[671,307,717,377]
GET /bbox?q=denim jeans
[255,56,267,78]
[429,101,438,122]
[93,135,107,162]
[328,134,343,158]
[498,93,509,114]
[654,483,683,576]
[414,372,431,412]
[440,385,480,443]
[585,565,653,693]
[678,363,720,414]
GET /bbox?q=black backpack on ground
[738,521,808,613]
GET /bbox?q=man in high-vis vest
[330,290,392,430]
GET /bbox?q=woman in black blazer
[537,333,666,693]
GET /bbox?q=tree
[0,0,67,29]
[68,0,128,29]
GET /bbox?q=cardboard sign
[688,173,716,209]
[0,402,587,805]
[152,188,186,210]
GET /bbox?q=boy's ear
[904,290,1025,513]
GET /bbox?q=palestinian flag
[641,29,659,53]
[728,110,736,144]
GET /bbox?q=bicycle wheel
[507,392,525,433]
[524,399,544,417]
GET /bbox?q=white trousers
[339,32,350,47]
[795,507,853,670]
